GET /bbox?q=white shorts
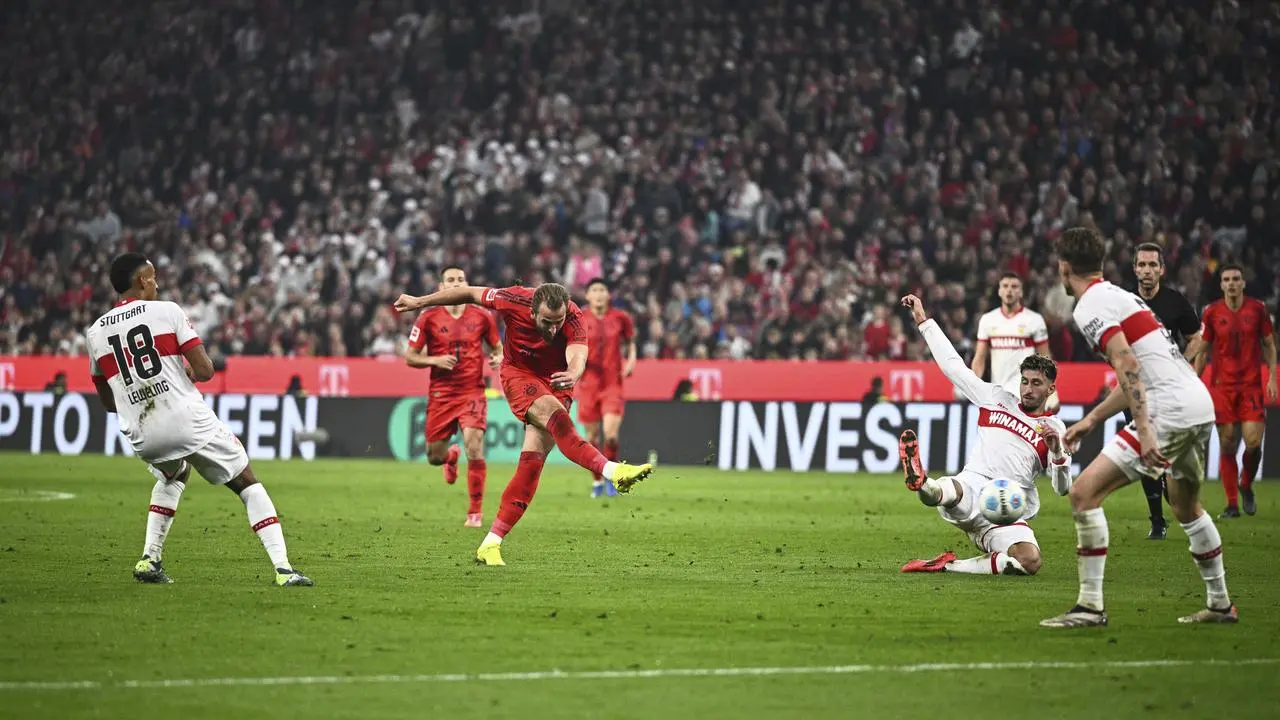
[1102,421,1212,484]
[936,470,1039,554]
[148,426,249,486]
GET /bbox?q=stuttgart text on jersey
[98,304,145,326]
[125,379,172,406]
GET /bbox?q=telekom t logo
[0,363,14,391]
[318,365,350,396]
[888,369,925,401]
[689,368,723,400]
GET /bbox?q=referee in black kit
[1121,242,1203,539]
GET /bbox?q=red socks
[491,452,544,537]
[546,410,607,476]
[1241,447,1261,491]
[603,439,620,462]
[467,459,486,514]
[1221,454,1239,507]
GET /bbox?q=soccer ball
[978,479,1026,525]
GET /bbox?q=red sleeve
[565,306,588,345]
[1199,305,1215,342]
[485,310,501,346]
[479,286,529,314]
[620,311,636,340]
[408,311,430,351]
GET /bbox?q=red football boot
[442,445,461,485]
[901,551,957,573]
[899,430,926,491]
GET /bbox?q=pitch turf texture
[2,454,1278,719]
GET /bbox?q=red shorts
[425,391,487,444]
[501,368,573,424]
[576,380,625,424]
[1211,384,1266,425]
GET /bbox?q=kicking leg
[461,427,486,527]
[134,460,192,583]
[1040,451,1132,628]
[527,395,652,492]
[476,426,554,566]
[226,467,313,587]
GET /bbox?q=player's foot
[1040,606,1108,628]
[1241,488,1256,516]
[899,430,925,491]
[1147,518,1167,540]
[464,513,483,528]
[900,550,957,573]
[275,568,314,587]
[475,539,505,566]
[443,445,461,485]
[1219,505,1241,520]
[604,479,618,497]
[133,556,173,584]
[613,463,654,494]
[1177,604,1239,624]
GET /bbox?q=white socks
[1182,512,1231,610]
[601,462,618,480]
[144,477,186,558]
[240,484,291,570]
[483,532,503,546]
[1074,508,1109,611]
[945,553,1028,575]
[918,478,958,507]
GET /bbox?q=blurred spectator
[2,0,1278,367]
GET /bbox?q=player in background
[404,265,502,527]
[1185,263,1278,518]
[1095,243,1203,538]
[577,278,636,498]
[1048,228,1234,628]
[897,294,1072,577]
[394,283,654,566]
[88,253,313,587]
[971,273,1057,410]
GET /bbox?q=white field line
[2,658,1277,692]
[0,490,76,503]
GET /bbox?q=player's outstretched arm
[901,294,996,405]
[393,287,487,313]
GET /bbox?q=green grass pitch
[1,453,1278,719]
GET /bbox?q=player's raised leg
[133,461,192,583]
[1217,419,1242,518]
[476,425,555,566]
[526,394,652,493]
[1039,453,1131,628]
[461,426,487,527]
[424,405,462,485]
[1239,419,1265,516]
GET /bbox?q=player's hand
[1137,425,1169,469]
[488,352,503,369]
[433,355,458,370]
[184,364,197,383]
[623,359,636,378]
[1062,418,1095,452]
[549,371,577,391]
[900,294,928,325]
[1037,421,1064,454]
[1267,376,1279,402]
[393,294,423,313]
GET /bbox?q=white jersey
[1072,280,1214,430]
[976,306,1049,394]
[920,319,1072,519]
[86,299,221,462]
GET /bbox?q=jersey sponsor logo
[978,408,1044,447]
[988,336,1034,350]
[1081,318,1104,343]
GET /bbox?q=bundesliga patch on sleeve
[484,288,497,303]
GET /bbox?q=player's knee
[426,448,448,465]
[1067,482,1094,512]
[1011,546,1041,575]
[463,440,484,460]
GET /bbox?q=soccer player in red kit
[577,278,637,498]
[1188,264,1279,518]
[404,266,502,528]
[395,282,654,566]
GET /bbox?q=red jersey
[480,286,587,378]
[580,307,636,385]
[407,306,500,393]
[1200,297,1275,387]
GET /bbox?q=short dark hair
[531,282,571,313]
[1057,227,1106,275]
[585,277,610,292]
[999,272,1022,283]
[1133,242,1164,265]
[1020,354,1058,382]
[109,253,150,294]
[1219,262,1244,278]
[440,264,466,279]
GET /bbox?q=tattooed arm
[1103,333,1167,468]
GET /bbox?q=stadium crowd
[2,0,1278,366]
